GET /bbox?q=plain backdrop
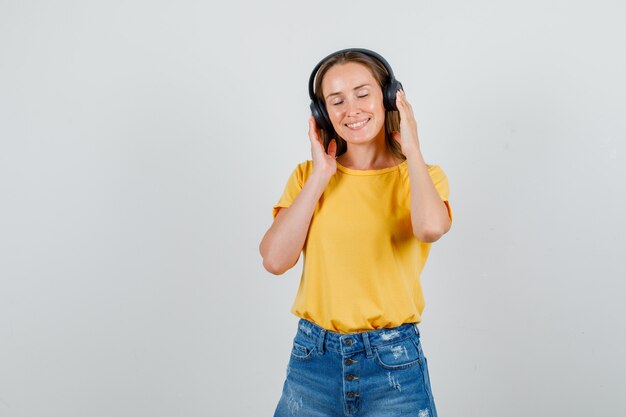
[1,1,625,416]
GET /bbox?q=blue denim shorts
[273,318,438,417]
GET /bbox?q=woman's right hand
[308,115,337,180]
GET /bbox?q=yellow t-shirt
[271,159,452,334]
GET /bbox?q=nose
[345,97,361,116]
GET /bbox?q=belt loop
[362,331,373,359]
[413,323,420,337]
[317,329,326,355]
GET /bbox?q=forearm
[405,149,451,242]
[259,173,329,274]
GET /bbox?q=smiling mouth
[345,118,371,130]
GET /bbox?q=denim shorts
[273,318,438,417]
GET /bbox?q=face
[321,62,386,144]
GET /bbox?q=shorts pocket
[290,340,315,361]
[374,336,421,370]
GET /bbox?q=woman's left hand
[392,89,421,156]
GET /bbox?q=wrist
[310,169,333,187]
[403,146,424,161]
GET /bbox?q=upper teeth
[347,119,368,128]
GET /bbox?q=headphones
[308,48,403,135]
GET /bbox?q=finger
[397,89,408,105]
[308,117,320,142]
[397,90,415,116]
[328,139,337,158]
[308,115,315,131]
[399,90,413,111]
[395,92,406,113]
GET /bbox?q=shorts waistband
[295,318,421,357]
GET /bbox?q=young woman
[259,48,453,417]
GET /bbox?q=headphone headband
[308,48,398,101]
[308,48,403,137]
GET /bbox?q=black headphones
[308,48,403,135]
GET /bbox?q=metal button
[345,338,354,346]
[346,391,356,398]
[346,374,358,381]
[344,358,355,365]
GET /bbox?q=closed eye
[331,92,369,106]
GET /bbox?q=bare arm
[405,149,452,242]
[259,116,337,275]
[394,89,452,243]
[259,173,330,275]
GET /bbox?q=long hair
[313,51,404,161]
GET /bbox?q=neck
[336,130,402,170]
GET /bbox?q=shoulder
[426,164,449,183]
[398,162,449,191]
[297,159,313,171]
[295,159,314,177]
[287,160,314,186]
[397,161,446,176]
[426,164,444,174]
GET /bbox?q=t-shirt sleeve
[271,163,305,220]
[428,164,453,224]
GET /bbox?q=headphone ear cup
[310,100,335,136]
[310,101,327,130]
[384,80,403,111]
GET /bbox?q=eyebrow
[325,84,371,100]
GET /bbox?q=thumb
[328,139,337,158]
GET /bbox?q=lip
[344,117,371,130]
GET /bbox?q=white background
[1,1,625,416]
